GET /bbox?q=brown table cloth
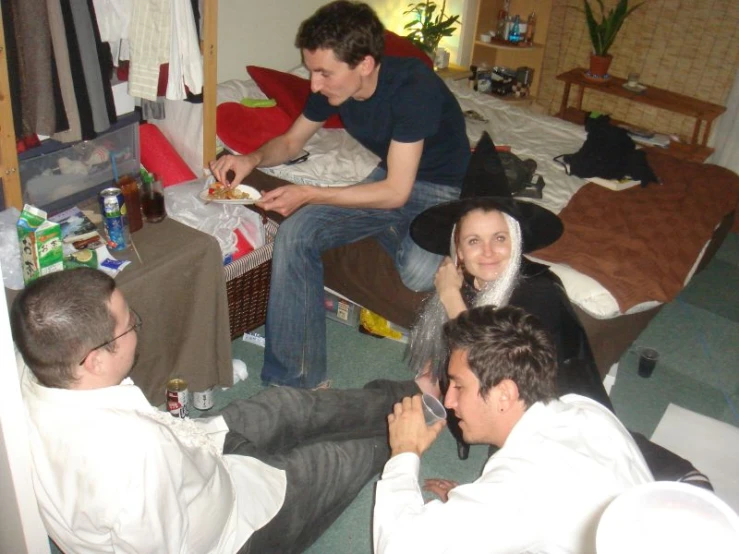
[6,209,233,406]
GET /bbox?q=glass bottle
[496,9,507,39]
[118,174,143,232]
[525,12,537,45]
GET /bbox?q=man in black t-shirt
[211,1,470,389]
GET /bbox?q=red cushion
[216,102,293,155]
[383,30,433,68]
[246,66,344,129]
[139,123,197,187]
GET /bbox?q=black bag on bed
[471,132,545,199]
[556,114,659,186]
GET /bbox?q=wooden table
[556,67,726,163]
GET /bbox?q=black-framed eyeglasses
[79,309,142,366]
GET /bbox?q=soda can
[166,378,189,418]
[98,187,130,251]
[192,387,214,411]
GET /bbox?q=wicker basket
[224,219,278,340]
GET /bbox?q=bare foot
[415,371,441,399]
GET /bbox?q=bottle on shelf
[509,15,522,43]
[504,15,513,41]
[496,9,508,39]
[525,12,537,45]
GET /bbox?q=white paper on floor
[651,403,739,514]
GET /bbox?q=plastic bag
[163,177,265,259]
[0,207,24,290]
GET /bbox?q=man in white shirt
[373,306,654,554]
[12,268,418,554]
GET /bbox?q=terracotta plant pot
[589,54,613,78]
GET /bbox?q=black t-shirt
[303,56,470,188]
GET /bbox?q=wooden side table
[556,67,725,163]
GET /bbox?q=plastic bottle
[141,172,167,223]
[469,65,478,89]
[526,12,537,45]
[509,15,521,43]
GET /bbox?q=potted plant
[403,0,461,57]
[577,0,644,77]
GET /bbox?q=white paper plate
[596,482,739,554]
[199,184,262,204]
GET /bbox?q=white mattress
[153,73,709,320]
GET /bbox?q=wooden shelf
[556,67,725,162]
[559,106,714,164]
[474,39,543,51]
[470,0,552,98]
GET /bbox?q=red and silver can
[98,187,130,251]
[192,387,214,411]
[166,378,189,418]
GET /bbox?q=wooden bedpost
[202,0,218,171]
[0,7,21,209]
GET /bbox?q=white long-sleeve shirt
[374,394,653,554]
[21,364,286,553]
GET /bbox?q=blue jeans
[261,169,460,388]
[221,379,419,554]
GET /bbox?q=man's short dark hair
[444,306,558,406]
[296,1,385,67]
[11,268,117,389]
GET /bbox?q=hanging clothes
[128,0,171,101]
[118,0,203,102]
[48,0,83,142]
[7,0,65,137]
[1,0,116,142]
[69,0,116,134]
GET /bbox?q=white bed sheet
[153,73,710,321]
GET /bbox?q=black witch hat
[411,132,563,255]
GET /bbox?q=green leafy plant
[576,0,644,56]
[403,0,461,56]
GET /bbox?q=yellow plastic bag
[359,308,403,340]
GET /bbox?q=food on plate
[207,182,254,201]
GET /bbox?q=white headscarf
[407,211,523,382]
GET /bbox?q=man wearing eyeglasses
[12,268,419,553]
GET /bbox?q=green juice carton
[17,204,64,284]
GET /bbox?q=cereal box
[17,205,64,284]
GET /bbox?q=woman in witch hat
[408,133,712,492]
[408,132,611,440]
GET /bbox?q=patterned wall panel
[539,0,739,141]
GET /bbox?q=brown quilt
[533,152,739,312]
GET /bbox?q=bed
[153,42,739,377]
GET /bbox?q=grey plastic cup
[422,393,447,425]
